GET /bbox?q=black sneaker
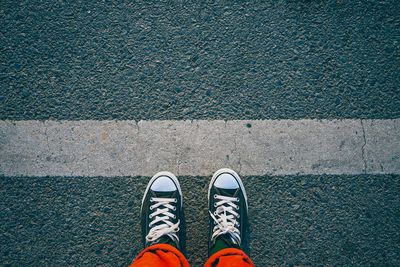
[141,171,185,253]
[208,168,250,256]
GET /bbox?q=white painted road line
[0,120,399,177]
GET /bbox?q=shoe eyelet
[236,206,239,210]
[214,194,217,199]
[213,211,217,216]
[173,215,176,219]
[236,197,240,202]
[150,206,153,210]
[237,223,240,227]
[214,203,217,207]
[176,227,180,232]
[149,215,152,219]
[174,198,178,203]
[237,215,240,218]
[150,197,154,202]
[172,206,176,211]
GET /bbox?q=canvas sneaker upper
[141,172,186,253]
[208,168,250,256]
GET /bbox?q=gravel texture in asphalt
[1,175,399,266]
[1,1,399,120]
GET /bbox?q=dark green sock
[152,235,177,248]
[210,235,239,255]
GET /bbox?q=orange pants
[129,244,254,267]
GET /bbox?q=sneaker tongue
[153,235,177,248]
[210,234,239,255]
[148,190,179,248]
[149,190,178,227]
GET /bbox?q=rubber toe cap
[214,173,239,189]
[150,176,177,191]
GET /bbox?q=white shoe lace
[209,194,241,245]
[146,197,180,245]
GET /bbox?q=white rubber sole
[140,171,183,213]
[208,168,249,211]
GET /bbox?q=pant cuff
[204,248,254,267]
[133,244,190,267]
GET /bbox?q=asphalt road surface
[1,1,399,267]
[1,176,399,266]
[1,1,399,120]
